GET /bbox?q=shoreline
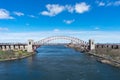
[1,46,120,68]
[0,52,35,62]
[68,46,120,68]
[86,52,120,68]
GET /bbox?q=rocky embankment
[67,44,120,68]
[90,48,120,68]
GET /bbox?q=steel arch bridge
[34,36,88,45]
[0,36,95,53]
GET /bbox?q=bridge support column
[10,45,14,50]
[6,46,9,50]
[2,46,5,51]
[27,39,34,52]
[89,39,95,50]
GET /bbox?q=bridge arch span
[0,36,95,53]
[34,36,88,45]
[27,36,95,52]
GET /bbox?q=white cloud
[28,15,36,18]
[0,27,9,31]
[14,12,24,16]
[96,1,105,6]
[106,2,113,6]
[0,9,14,19]
[53,29,60,32]
[94,27,100,30]
[107,1,120,6]
[96,0,120,7]
[41,2,90,16]
[98,2,105,6]
[65,5,74,13]
[41,4,65,16]
[63,19,75,24]
[75,2,90,14]
[113,1,120,6]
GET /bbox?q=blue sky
[0,0,120,43]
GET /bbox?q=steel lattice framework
[34,36,88,45]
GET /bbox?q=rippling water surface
[0,45,120,80]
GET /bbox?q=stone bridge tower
[89,39,95,50]
[27,39,34,52]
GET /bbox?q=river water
[0,45,120,80]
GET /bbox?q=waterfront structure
[0,36,101,52]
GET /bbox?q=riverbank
[67,45,120,68]
[0,50,34,62]
[89,48,120,68]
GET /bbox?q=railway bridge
[0,36,95,52]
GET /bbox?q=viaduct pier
[0,36,120,67]
[0,36,95,52]
[0,36,120,53]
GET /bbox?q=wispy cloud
[63,19,75,24]
[13,11,24,16]
[0,31,120,43]
[94,27,100,30]
[96,0,120,7]
[53,29,60,32]
[0,27,9,31]
[65,5,74,13]
[114,1,120,6]
[28,15,36,18]
[0,9,14,19]
[107,0,120,6]
[98,2,105,6]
